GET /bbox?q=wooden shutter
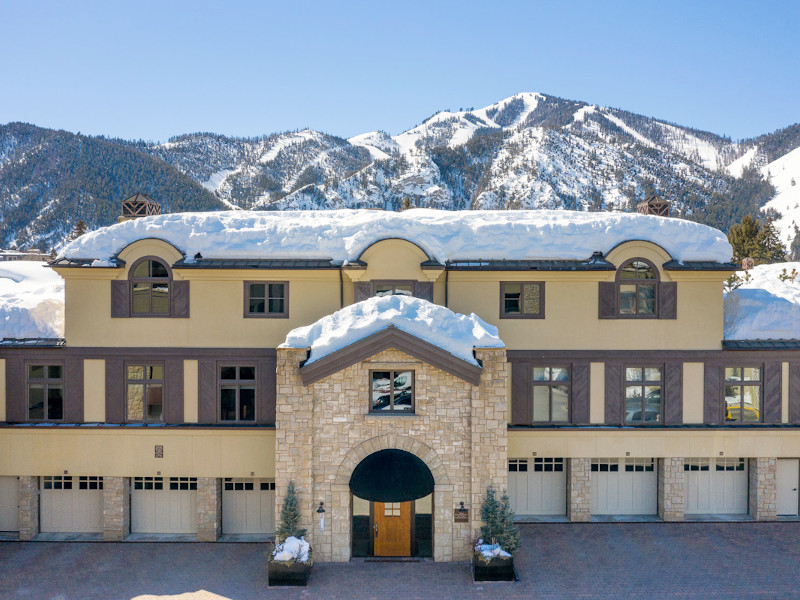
[5,357,25,422]
[415,281,434,302]
[110,281,130,318]
[571,362,590,424]
[170,281,190,318]
[257,357,277,425]
[763,362,782,423]
[663,362,683,424]
[64,358,84,423]
[164,359,184,424]
[105,358,125,423]
[703,363,722,424]
[598,282,617,319]
[354,282,372,303]
[510,362,531,425]
[604,363,623,424]
[790,363,800,423]
[197,359,217,424]
[658,282,677,319]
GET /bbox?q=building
[1,208,799,562]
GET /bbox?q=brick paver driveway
[2,523,800,599]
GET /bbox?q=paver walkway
[2,522,800,599]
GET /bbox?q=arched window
[130,258,171,316]
[616,258,658,317]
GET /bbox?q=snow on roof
[59,209,733,265]
[281,295,504,366]
[724,262,800,340]
[0,261,64,339]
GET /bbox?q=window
[79,476,103,490]
[625,366,662,424]
[724,367,761,422]
[617,259,658,317]
[624,458,654,472]
[126,364,163,422]
[532,366,570,422]
[220,366,256,422]
[245,281,288,317]
[591,459,620,472]
[43,476,72,490]
[370,370,414,413]
[130,258,170,316]
[133,477,163,490]
[384,502,401,516]
[508,459,528,472]
[27,364,63,421]
[500,282,544,318]
[169,477,197,490]
[509,457,564,472]
[684,458,710,472]
[374,281,415,297]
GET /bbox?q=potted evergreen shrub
[473,486,520,582]
[268,481,313,586]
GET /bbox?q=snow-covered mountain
[1,93,799,250]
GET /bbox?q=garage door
[684,458,748,515]
[591,458,657,515]
[0,476,19,532]
[40,476,103,533]
[508,458,566,516]
[222,478,276,534]
[131,477,197,534]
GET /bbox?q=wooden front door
[374,501,411,556]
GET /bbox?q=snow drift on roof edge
[59,209,733,264]
[280,295,504,366]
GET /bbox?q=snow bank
[272,536,310,563]
[475,540,512,559]
[0,261,64,338]
[281,295,503,365]
[724,262,800,340]
[60,209,733,264]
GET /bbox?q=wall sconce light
[317,501,325,532]
[457,501,467,514]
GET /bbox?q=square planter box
[472,553,516,582]
[268,560,312,586]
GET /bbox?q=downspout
[339,267,344,308]
[444,264,449,308]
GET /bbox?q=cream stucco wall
[682,362,705,424]
[589,362,605,423]
[184,360,199,423]
[83,359,105,422]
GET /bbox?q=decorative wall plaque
[154,445,164,459]
[454,508,469,523]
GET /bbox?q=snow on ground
[347,131,393,160]
[727,147,758,177]
[59,209,733,264]
[201,168,236,192]
[573,105,597,122]
[281,295,503,365]
[761,146,800,246]
[724,262,800,340]
[0,261,64,338]
[475,541,512,559]
[600,110,656,148]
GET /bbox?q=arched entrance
[349,449,435,557]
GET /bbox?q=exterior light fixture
[458,501,467,514]
[317,501,325,532]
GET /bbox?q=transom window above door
[370,370,414,413]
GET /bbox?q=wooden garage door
[685,458,748,515]
[40,476,103,533]
[591,458,657,515]
[508,458,566,516]
[0,476,19,532]
[222,478,276,535]
[131,477,197,534]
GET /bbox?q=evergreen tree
[756,218,787,263]
[479,486,520,554]
[790,226,800,261]
[276,481,306,542]
[69,220,87,241]
[728,215,787,265]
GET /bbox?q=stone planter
[268,560,312,586]
[472,553,516,582]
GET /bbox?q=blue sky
[1,0,798,142]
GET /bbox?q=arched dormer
[129,257,172,316]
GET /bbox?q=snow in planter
[724,262,800,340]
[59,208,733,265]
[281,295,503,366]
[0,261,64,338]
[272,536,311,564]
[474,539,512,560]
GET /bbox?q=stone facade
[103,476,130,541]
[196,477,222,541]
[748,457,777,521]
[567,458,591,522]
[657,458,685,522]
[18,476,39,541]
[275,345,507,562]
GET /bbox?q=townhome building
[1,204,798,562]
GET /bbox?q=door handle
[374,523,379,538]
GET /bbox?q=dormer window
[617,259,658,317]
[130,258,171,315]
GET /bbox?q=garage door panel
[132,477,197,534]
[591,459,657,515]
[507,459,566,516]
[40,476,103,533]
[0,477,19,532]
[685,458,747,515]
[222,479,275,534]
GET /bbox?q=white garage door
[40,476,103,533]
[222,478,276,534]
[591,458,657,515]
[508,458,566,516]
[685,458,748,515]
[132,477,197,534]
[0,476,19,532]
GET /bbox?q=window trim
[530,365,571,423]
[723,364,764,424]
[500,281,545,319]
[218,364,257,423]
[243,281,289,318]
[371,280,417,298]
[26,362,65,422]
[623,364,663,425]
[369,369,415,414]
[615,258,659,319]
[129,256,173,318]
[124,361,165,423]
